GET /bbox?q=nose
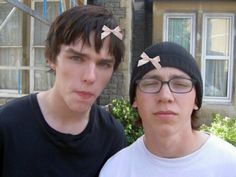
[157,83,174,102]
[82,63,96,84]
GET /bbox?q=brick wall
[94,0,152,105]
[92,0,131,105]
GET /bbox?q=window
[0,1,23,95]
[0,0,62,97]
[202,14,234,102]
[163,13,196,56]
[30,0,61,93]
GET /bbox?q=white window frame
[163,13,196,56]
[0,0,25,97]
[201,13,234,103]
[30,0,60,93]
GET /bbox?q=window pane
[168,18,191,52]
[206,18,230,56]
[0,3,22,46]
[32,1,59,93]
[0,69,18,90]
[0,69,29,93]
[0,48,22,66]
[34,2,60,45]
[0,2,23,93]
[34,70,55,91]
[205,60,228,97]
[34,48,47,67]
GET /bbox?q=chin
[70,101,93,113]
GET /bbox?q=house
[150,0,236,123]
[0,0,235,123]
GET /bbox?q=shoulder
[206,134,236,161]
[90,104,126,141]
[0,94,35,111]
[209,134,236,151]
[91,104,124,132]
[0,94,37,122]
[99,144,133,176]
[106,140,136,161]
[99,137,143,177]
[90,104,127,155]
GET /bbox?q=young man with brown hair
[0,5,126,177]
[100,42,236,177]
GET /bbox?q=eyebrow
[143,75,161,80]
[143,74,190,80]
[64,47,115,62]
[64,48,86,57]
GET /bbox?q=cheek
[134,91,153,115]
[175,91,196,112]
[96,70,113,88]
[188,90,197,107]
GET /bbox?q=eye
[171,78,192,88]
[97,61,114,69]
[141,79,160,87]
[70,55,82,61]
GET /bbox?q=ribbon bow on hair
[101,25,123,40]
[137,52,161,69]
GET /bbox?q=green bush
[109,98,143,145]
[110,99,236,147]
[200,113,236,146]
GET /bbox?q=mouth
[75,91,95,100]
[153,110,177,119]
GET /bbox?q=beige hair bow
[101,25,123,40]
[137,52,161,69]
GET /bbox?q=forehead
[64,33,113,58]
[143,67,190,78]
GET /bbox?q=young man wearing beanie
[99,42,236,177]
[0,5,126,177]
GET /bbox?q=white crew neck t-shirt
[100,134,236,177]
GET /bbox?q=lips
[75,91,95,99]
[153,110,177,119]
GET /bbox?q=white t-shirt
[99,134,236,177]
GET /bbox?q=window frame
[201,13,234,103]
[0,0,60,97]
[0,0,25,97]
[30,0,60,93]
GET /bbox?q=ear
[132,98,137,108]
[49,62,56,71]
[193,104,199,110]
[194,98,199,110]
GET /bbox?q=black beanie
[129,41,203,109]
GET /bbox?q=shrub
[200,113,236,146]
[109,99,236,147]
[109,98,143,145]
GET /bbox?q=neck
[37,89,91,135]
[143,130,208,158]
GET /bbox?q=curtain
[168,18,191,52]
[205,60,228,97]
